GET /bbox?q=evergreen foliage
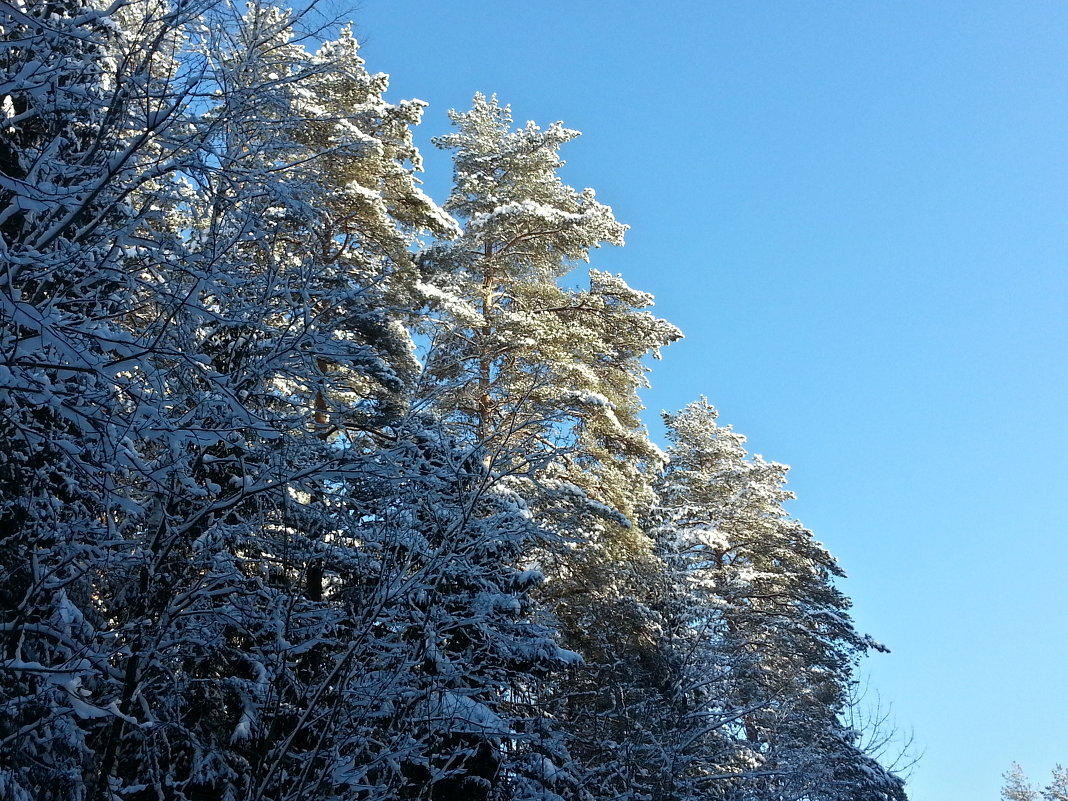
[0,3,910,800]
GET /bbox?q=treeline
[0,1,907,800]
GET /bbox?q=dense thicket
[0,2,908,799]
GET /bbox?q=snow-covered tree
[417,94,683,797]
[1,5,914,799]
[420,94,677,506]
[418,93,678,624]
[1002,764,1068,801]
[1047,766,1068,801]
[0,0,213,795]
[648,399,907,801]
[1004,764,1039,801]
[0,2,472,798]
[324,416,582,801]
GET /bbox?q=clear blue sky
[350,3,1068,799]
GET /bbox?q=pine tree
[419,92,679,632]
[1046,766,1068,801]
[649,399,907,801]
[418,93,682,798]
[1004,764,1039,801]
[1003,764,1068,801]
[420,93,677,494]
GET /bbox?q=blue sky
[351,2,1068,798]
